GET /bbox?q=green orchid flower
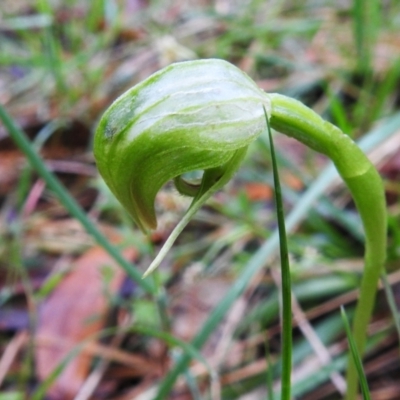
[94,58,386,400]
[94,60,271,232]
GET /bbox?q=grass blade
[264,335,275,400]
[265,108,292,400]
[381,271,400,347]
[341,306,371,400]
[0,104,155,295]
[353,0,380,73]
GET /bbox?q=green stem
[269,93,387,400]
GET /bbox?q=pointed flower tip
[142,257,161,279]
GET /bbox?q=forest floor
[1,1,400,399]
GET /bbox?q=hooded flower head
[94,59,270,231]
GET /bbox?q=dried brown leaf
[35,243,136,400]
[244,182,272,201]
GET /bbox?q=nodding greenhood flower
[94,58,387,399]
[94,59,271,232]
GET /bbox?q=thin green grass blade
[353,0,380,73]
[341,306,371,400]
[370,57,400,122]
[264,335,275,400]
[182,369,202,400]
[265,108,292,400]
[325,85,353,136]
[35,0,67,93]
[291,324,389,399]
[0,104,155,295]
[133,326,217,377]
[381,271,400,347]
[16,120,67,209]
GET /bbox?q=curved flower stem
[269,94,387,400]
